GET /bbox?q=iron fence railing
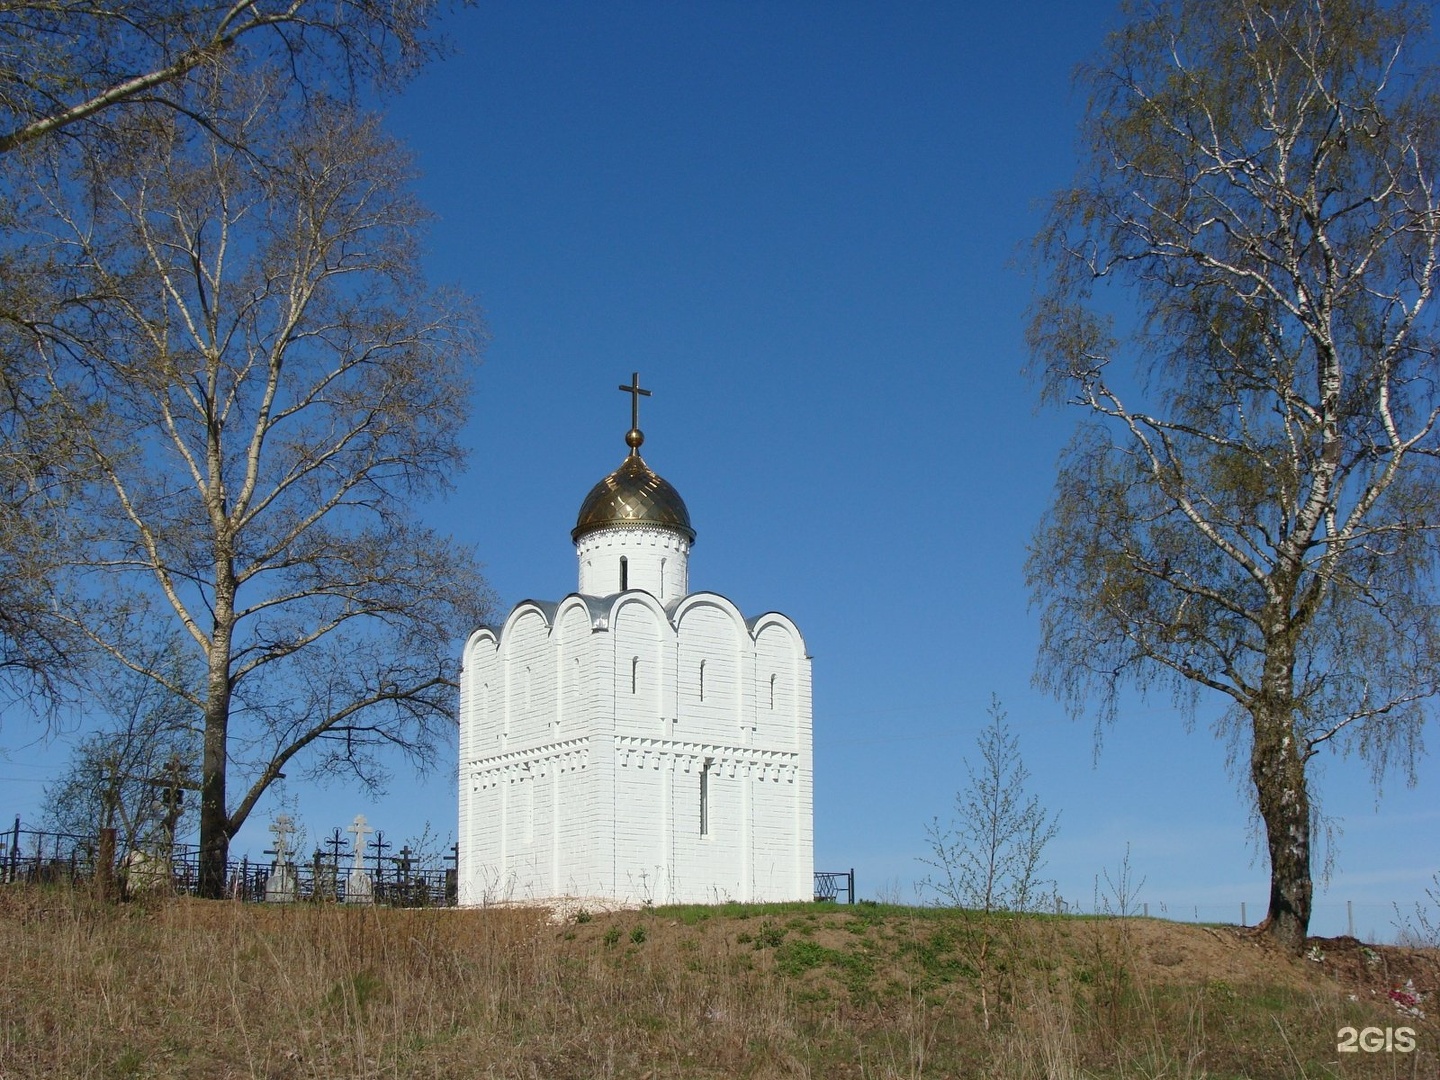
[0,820,98,885]
[7,817,852,913]
[1,817,457,906]
[814,868,855,903]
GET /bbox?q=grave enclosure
[0,815,457,906]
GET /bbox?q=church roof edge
[484,591,803,645]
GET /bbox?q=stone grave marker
[345,814,374,904]
[264,814,299,902]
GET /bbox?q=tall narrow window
[619,556,628,591]
[699,760,711,836]
[769,674,776,709]
[631,656,639,694]
[698,660,706,702]
[659,557,667,600]
[525,775,535,844]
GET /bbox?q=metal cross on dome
[618,371,651,431]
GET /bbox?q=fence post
[8,816,18,882]
[95,828,117,903]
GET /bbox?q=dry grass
[0,886,1435,1078]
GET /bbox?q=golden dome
[573,445,695,544]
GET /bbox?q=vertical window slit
[700,759,711,836]
[619,556,628,591]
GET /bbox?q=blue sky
[3,1,1436,939]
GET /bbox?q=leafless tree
[0,0,443,154]
[922,697,1059,916]
[32,76,493,897]
[0,393,80,707]
[1028,0,1440,951]
[921,696,1059,1030]
[0,0,456,711]
[41,648,201,855]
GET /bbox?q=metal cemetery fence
[0,820,98,886]
[1,817,456,906]
[6,816,857,910]
[814,868,856,903]
[221,852,455,905]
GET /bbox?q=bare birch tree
[33,77,492,897]
[0,0,454,710]
[0,366,81,707]
[0,0,442,155]
[1028,0,1440,950]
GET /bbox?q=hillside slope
[0,890,1434,1078]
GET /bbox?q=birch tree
[0,0,441,155]
[36,80,492,897]
[0,0,452,710]
[1028,0,1440,950]
[0,363,81,707]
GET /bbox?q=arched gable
[554,596,595,732]
[460,629,501,754]
[554,594,598,635]
[746,611,806,653]
[752,614,805,734]
[611,592,670,732]
[500,604,554,743]
[675,592,747,734]
[674,591,748,634]
[464,626,500,671]
[498,600,555,643]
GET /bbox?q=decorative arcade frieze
[614,734,799,783]
[467,737,591,790]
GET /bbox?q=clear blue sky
[3,1,1435,939]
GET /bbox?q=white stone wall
[576,526,690,600]
[458,589,812,906]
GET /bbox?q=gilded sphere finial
[625,427,644,450]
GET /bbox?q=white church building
[457,376,813,906]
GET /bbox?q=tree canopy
[23,75,493,894]
[0,0,441,154]
[1028,0,1440,949]
[0,0,490,894]
[0,0,457,712]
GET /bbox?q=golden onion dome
[572,429,695,544]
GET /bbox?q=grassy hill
[1,887,1434,1078]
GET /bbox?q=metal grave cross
[369,830,391,877]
